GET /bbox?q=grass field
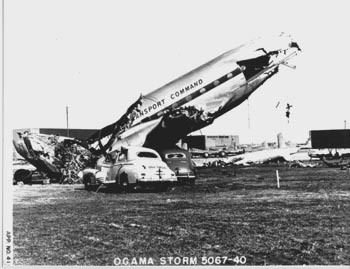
[13,165,350,265]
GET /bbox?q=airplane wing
[87,122,116,142]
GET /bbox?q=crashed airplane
[13,33,301,180]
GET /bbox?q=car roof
[121,146,161,159]
[159,148,190,156]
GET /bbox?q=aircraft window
[214,80,220,86]
[118,153,126,161]
[186,95,192,101]
[166,153,186,159]
[172,103,178,109]
[227,73,233,79]
[137,152,158,158]
[200,88,206,93]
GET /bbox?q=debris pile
[54,139,94,184]
[13,132,93,184]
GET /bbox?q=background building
[183,135,239,150]
[310,129,350,149]
[277,132,285,148]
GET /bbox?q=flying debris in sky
[286,103,293,122]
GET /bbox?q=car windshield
[137,152,158,158]
[165,153,186,159]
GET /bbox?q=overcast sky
[4,0,350,144]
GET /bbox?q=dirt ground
[12,165,350,266]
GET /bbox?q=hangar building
[310,129,350,149]
[182,135,239,150]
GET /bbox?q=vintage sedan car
[159,148,196,185]
[81,146,177,191]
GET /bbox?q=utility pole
[66,106,69,137]
[344,120,347,149]
[247,98,252,146]
[247,98,251,130]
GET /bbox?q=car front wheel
[119,173,130,192]
[219,151,226,157]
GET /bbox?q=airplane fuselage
[109,34,300,151]
[132,51,246,125]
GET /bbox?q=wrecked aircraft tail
[13,132,93,182]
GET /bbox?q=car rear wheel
[83,173,95,191]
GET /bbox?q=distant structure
[277,133,285,148]
[262,141,268,149]
[183,135,239,150]
[267,142,277,147]
[310,129,350,149]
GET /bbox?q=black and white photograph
[2,0,350,267]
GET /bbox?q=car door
[111,152,127,183]
[100,154,115,183]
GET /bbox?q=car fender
[118,165,138,184]
[83,168,106,183]
[95,171,107,181]
[83,168,99,176]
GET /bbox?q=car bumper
[176,173,196,178]
[175,171,196,179]
[137,177,177,183]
